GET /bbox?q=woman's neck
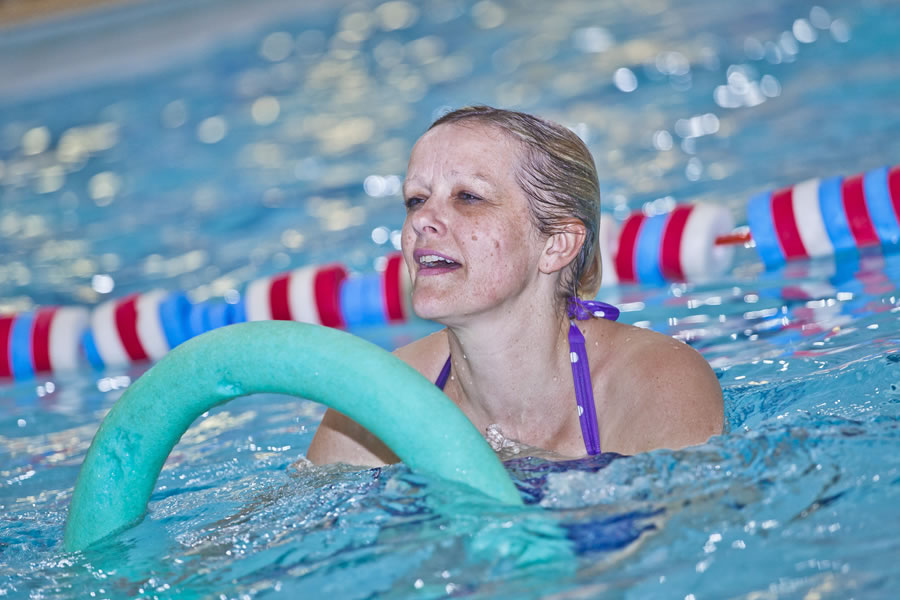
[442,293,575,443]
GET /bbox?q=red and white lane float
[1,257,412,380]
[604,163,899,285]
[612,203,736,285]
[83,291,191,370]
[282,253,414,329]
[244,263,348,328]
[0,307,89,379]
[744,164,900,268]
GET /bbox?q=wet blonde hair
[429,105,603,299]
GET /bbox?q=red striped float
[0,307,89,379]
[88,290,176,367]
[0,316,12,379]
[244,264,348,328]
[746,165,900,268]
[382,253,412,323]
[613,203,735,284]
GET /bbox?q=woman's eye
[459,191,481,202]
[404,196,424,209]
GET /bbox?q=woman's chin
[411,300,447,322]
[411,293,462,323]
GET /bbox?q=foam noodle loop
[63,321,524,552]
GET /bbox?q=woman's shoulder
[392,328,450,381]
[603,319,689,356]
[585,317,703,366]
[586,319,723,453]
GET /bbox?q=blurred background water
[1,0,899,598]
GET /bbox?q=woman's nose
[410,198,447,236]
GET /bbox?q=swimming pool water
[2,0,900,598]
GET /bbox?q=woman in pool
[308,106,723,464]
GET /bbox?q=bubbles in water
[471,1,506,29]
[792,18,818,44]
[22,126,50,155]
[197,116,227,144]
[376,1,420,31]
[91,273,115,294]
[371,226,390,244]
[251,96,280,125]
[573,27,614,53]
[613,67,638,92]
[259,32,294,62]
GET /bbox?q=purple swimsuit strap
[567,298,619,455]
[434,297,619,456]
[435,354,452,390]
[566,297,620,322]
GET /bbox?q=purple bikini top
[434,297,620,455]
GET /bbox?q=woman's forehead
[406,123,521,181]
[416,121,514,150]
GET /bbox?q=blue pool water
[2,0,900,597]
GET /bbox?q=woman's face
[401,123,546,323]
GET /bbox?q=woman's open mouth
[414,250,461,274]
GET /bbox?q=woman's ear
[539,220,587,275]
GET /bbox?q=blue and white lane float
[63,322,548,555]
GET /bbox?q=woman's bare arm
[306,408,398,466]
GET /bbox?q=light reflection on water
[1,0,900,598]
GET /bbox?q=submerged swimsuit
[434,297,620,455]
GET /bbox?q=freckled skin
[399,124,544,324]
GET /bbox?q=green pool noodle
[64,321,523,552]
